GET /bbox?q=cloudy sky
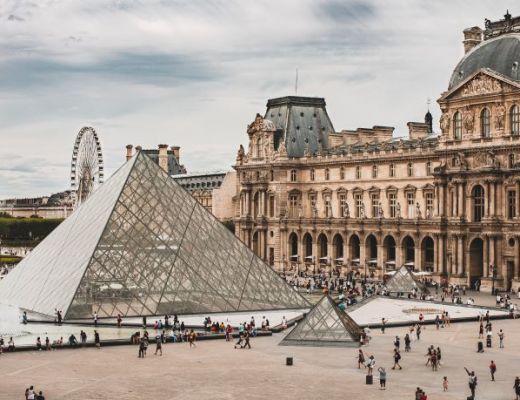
[0,0,516,198]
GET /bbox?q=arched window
[407,162,413,177]
[325,168,330,180]
[256,137,262,157]
[453,111,462,140]
[511,105,520,135]
[290,169,297,182]
[339,167,345,180]
[310,168,315,181]
[389,163,395,177]
[473,185,485,222]
[372,165,378,178]
[355,166,361,179]
[481,108,490,138]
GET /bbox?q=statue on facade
[360,203,366,219]
[495,104,506,130]
[463,107,475,133]
[298,204,303,218]
[415,202,422,219]
[396,202,401,218]
[278,140,288,158]
[378,202,384,218]
[343,202,350,218]
[440,112,450,133]
[304,143,311,157]
[236,144,245,164]
[312,205,318,219]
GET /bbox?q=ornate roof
[264,96,335,158]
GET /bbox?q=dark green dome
[449,34,520,88]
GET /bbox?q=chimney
[126,144,133,161]
[158,144,168,173]
[135,145,142,152]
[407,122,430,140]
[463,26,483,54]
[171,146,180,163]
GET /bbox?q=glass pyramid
[280,295,362,347]
[0,152,308,319]
[384,266,428,294]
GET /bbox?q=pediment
[440,69,520,101]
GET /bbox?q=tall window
[355,166,361,179]
[339,194,347,217]
[426,161,432,176]
[389,163,396,177]
[256,137,262,157]
[407,162,413,177]
[508,190,516,219]
[481,108,491,138]
[425,192,434,217]
[473,185,485,222]
[339,167,345,180]
[354,193,363,218]
[389,192,397,218]
[289,194,299,216]
[407,192,415,218]
[372,165,378,178]
[325,197,332,217]
[309,194,317,215]
[511,105,520,135]
[270,169,274,181]
[269,195,275,217]
[325,168,330,181]
[290,169,297,182]
[310,168,315,181]
[509,153,516,169]
[371,193,379,217]
[453,111,462,140]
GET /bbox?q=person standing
[381,318,386,334]
[188,329,196,348]
[378,367,386,390]
[464,367,477,399]
[367,355,375,376]
[442,376,448,392]
[478,323,484,339]
[404,333,411,352]
[93,311,98,327]
[242,330,251,349]
[117,314,122,328]
[498,329,504,348]
[416,325,422,340]
[394,336,400,351]
[94,330,100,349]
[489,360,497,381]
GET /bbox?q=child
[442,376,448,391]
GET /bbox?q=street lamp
[364,261,368,284]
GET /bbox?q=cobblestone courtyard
[2,315,519,399]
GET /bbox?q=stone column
[434,184,439,217]
[483,235,489,277]
[433,234,439,273]
[415,238,421,271]
[439,235,445,274]
[343,235,349,268]
[490,182,496,217]
[439,184,445,217]
[515,236,520,279]
[327,239,334,271]
[377,244,384,274]
[489,236,495,276]
[458,183,465,218]
[312,236,318,273]
[516,181,520,218]
[395,235,402,269]
[457,236,464,275]
[485,181,491,217]
[359,234,366,270]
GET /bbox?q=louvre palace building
[233,13,520,293]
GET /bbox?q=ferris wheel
[71,127,104,207]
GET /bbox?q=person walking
[404,333,411,352]
[381,318,386,334]
[188,329,196,348]
[394,336,400,351]
[154,334,162,356]
[514,376,520,400]
[478,322,484,339]
[357,349,366,369]
[392,349,402,370]
[378,367,386,390]
[464,367,477,399]
[242,330,251,349]
[416,325,422,340]
[489,360,496,381]
[138,337,146,358]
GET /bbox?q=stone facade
[233,14,520,293]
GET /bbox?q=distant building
[0,191,74,218]
[125,144,235,219]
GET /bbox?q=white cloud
[0,0,517,197]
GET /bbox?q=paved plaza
[1,315,519,399]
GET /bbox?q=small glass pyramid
[384,266,428,294]
[0,152,309,319]
[280,295,362,347]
